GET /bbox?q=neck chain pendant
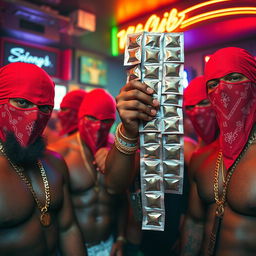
[40,211,51,227]
[0,142,51,228]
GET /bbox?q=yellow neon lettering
[135,23,144,33]
[157,12,169,32]
[144,15,160,31]
[117,0,255,50]
[166,8,184,32]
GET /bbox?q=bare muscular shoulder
[189,139,220,176]
[184,136,198,166]
[47,133,79,157]
[44,148,70,183]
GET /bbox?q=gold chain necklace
[76,133,99,192]
[0,143,51,227]
[209,128,256,255]
[221,157,225,183]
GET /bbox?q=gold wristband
[114,136,138,155]
[117,123,138,142]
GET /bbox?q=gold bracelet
[117,123,138,142]
[114,137,138,155]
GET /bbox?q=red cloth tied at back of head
[183,76,206,106]
[78,88,116,120]
[60,89,87,110]
[0,62,55,106]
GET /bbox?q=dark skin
[180,73,256,256]
[105,80,196,192]
[0,99,86,256]
[49,116,127,256]
[185,99,211,111]
[105,81,159,193]
[105,80,196,255]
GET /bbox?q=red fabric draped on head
[184,76,218,144]
[0,62,55,146]
[0,62,55,106]
[58,89,87,136]
[78,88,116,155]
[205,47,256,84]
[60,89,87,110]
[78,88,116,120]
[183,76,206,106]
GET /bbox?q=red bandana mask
[208,80,256,169]
[0,103,51,146]
[58,109,78,136]
[205,47,256,169]
[0,62,55,146]
[78,88,116,155]
[186,106,218,144]
[184,76,218,144]
[58,89,87,136]
[78,118,113,155]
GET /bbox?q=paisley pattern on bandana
[186,105,218,144]
[208,80,256,169]
[0,103,51,147]
[78,118,113,155]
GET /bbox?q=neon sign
[2,39,58,76]
[8,47,52,68]
[116,0,256,52]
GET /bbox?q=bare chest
[64,149,105,193]
[0,160,63,228]
[196,146,256,216]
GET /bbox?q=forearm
[105,145,138,194]
[117,194,129,238]
[59,223,87,256]
[180,216,204,256]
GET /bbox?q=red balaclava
[205,47,256,170]
[0,62,55,147]
[58,89,87,136]
[184,76,219,144]
[78,88,116,155]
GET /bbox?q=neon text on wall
[8,47,53,68]
[116,0,256,51]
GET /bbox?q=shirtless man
[49,88,127,256]
[0,62,85,256]
[180,47,256,256]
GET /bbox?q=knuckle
[134,100,141,108]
